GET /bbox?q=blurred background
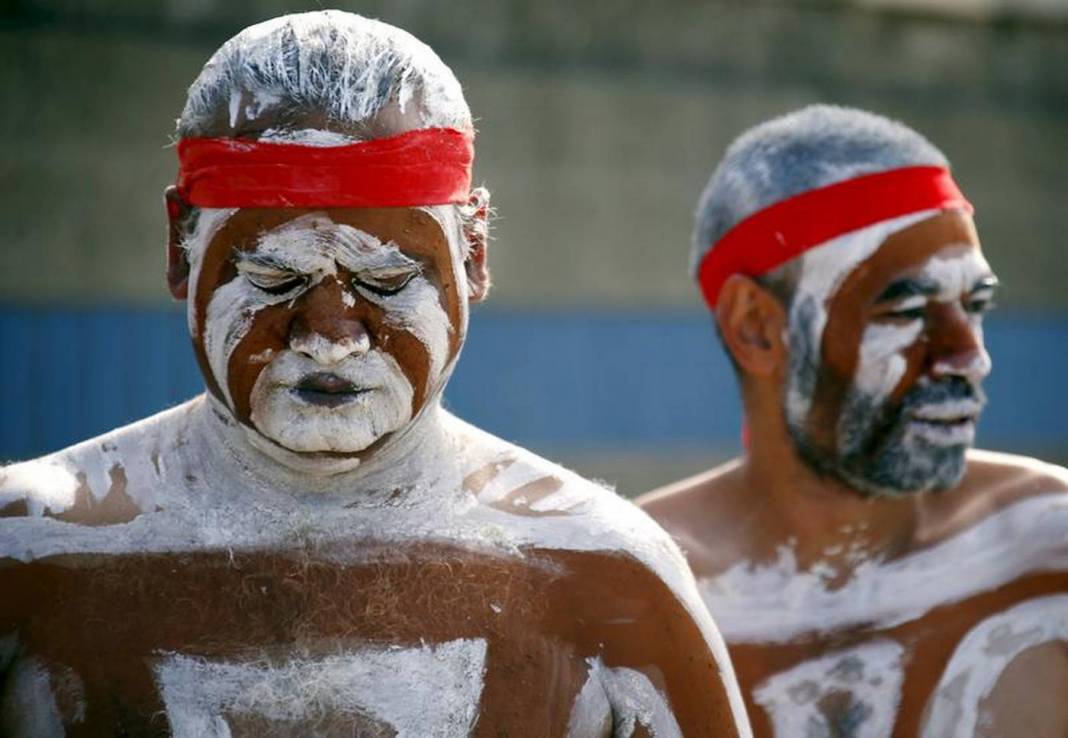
[1,0,1066,494]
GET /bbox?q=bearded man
[639,105,1068,737]
[0,12,749,736]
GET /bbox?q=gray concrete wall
[2,0,1066,309]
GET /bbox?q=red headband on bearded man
[175,127,474,209]
[697,166,974,310]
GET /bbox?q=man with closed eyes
[0,11,749,737]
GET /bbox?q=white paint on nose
[931,344,992,382]
[290,331,370,365]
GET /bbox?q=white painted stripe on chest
[753,640,904,738]
[154,638,487,737]
[922,594,1068,738]
[700,493,1068,643]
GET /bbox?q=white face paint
[785,210,937,427]
[196,212,454,455]
[784,210,995,496]
[850,248,993,450]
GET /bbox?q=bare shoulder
[633,459,747,566]
[447,414,696,584]
[0,399,200,524]
[964,449,1068,502]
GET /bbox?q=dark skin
[166,192,489,453]
[0,116,747,734]
[640,210,1068,737]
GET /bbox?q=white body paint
[155,639,487,737]
[0,395,752,736]
[753,641,905,738]
[922,594,1068,738]
[700,460,1068,643]
[566,658,682,738]
[1,658,65,738]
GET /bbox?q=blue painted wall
[1,306,1065,462]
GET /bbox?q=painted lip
[910,402,983,425]
[291,373,367,408]
[907,415,977,445]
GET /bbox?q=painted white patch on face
[182,208,237,340]
[700,486,1068,643]
[154,639,487,737]
[785,210,938,424]
[196,212,456,454]
[250,349,414,453]
[754,640,905,738]
[923,594,1068,738]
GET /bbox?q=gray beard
[783,310,981,498]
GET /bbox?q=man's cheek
[226,316,290,423]
[853,322,925,402]
[373,329,433,414]
[365,276,454,386]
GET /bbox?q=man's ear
[715,274,789,378]
[462,187,491,303]
[165,186,193,300]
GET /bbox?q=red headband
[697,166,973,310]
[175,127,474,208]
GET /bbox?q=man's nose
[928,305,992,383]
[289,276,371,365]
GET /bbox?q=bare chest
[0,545,612,737]
[730,571,1068,738]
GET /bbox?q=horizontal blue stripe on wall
[1,306,1065,462]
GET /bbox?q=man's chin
[837,443,969,499]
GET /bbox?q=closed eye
[243,270,308,296]
[352,268,420,297]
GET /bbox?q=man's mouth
[291,373,367,408]
[908,401,982,442]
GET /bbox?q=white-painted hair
[177,10,471,138]
[690,105,950,283]
[174,11,489,272]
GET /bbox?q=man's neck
[740,411,925,573]
[196,394,462,505]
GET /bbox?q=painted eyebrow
[337,246,421,273]
[233,250,297,272]
[874,278,939,304]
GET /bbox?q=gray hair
[690,105,949,298]
[175,12,487,266]
[178,10,471,139]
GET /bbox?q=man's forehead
[798,210,984,299]
[859,210,987,289]
[202,206,454,260]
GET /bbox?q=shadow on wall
[1,306,1066,464]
